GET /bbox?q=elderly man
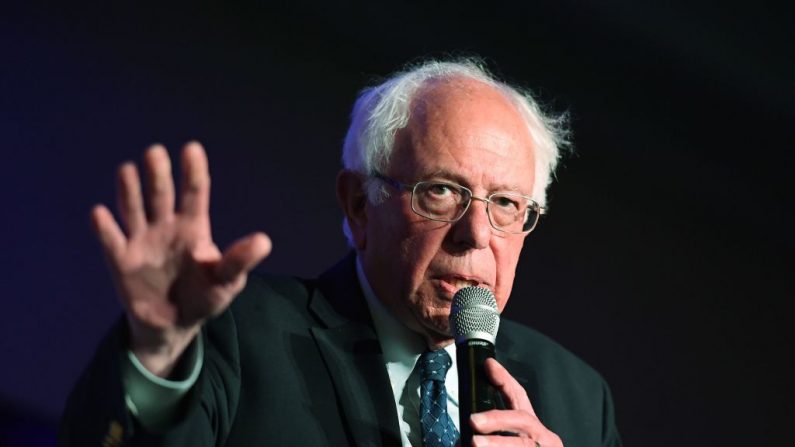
[60,60,621,447]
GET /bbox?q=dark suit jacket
[60,254,621,446]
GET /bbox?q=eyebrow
[421,169,529,195]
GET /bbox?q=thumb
[215,232,272,283]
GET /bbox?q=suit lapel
[309,253,402,447]
[311,325,402,447]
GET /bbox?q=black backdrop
[1,2,792,445]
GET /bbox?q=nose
[449,198,492,250]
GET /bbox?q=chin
[423,324,455,350]
[420,312,453,339]
[430,318,451,335]
[408,293,455,344]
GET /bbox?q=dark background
[1,1,792,445]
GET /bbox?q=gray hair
[341,58,569,244]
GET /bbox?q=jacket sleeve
[601,378,623,447]
[122,336,203,430]
[59,311,242,447]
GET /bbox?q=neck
[424,333,455,351]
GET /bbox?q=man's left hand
[468,358,563,447]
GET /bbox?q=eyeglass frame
[370,171,546,234]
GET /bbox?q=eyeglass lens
[412,181,538,233]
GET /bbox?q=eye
[426,183,455,197]
[492,195,520,211]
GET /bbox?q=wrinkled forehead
[390,78,536,191]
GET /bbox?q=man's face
[359,79,536,348]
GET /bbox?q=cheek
[399,226,447,287]
[369,204,442,288]
[367,202,410,253]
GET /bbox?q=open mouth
[434,275,488,297]
[446,277,480,289]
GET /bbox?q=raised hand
[469,359,564,447]
[91,142,271,376]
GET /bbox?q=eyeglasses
[372,172,545,234]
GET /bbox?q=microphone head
[449,286,500,344]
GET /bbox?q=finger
[143,144,175,222]
[474,432,563,447]
[216,232,272,283]
[472,434,537,447]
[484,358,536,416]
[117,162,147,235]
[179,141,211,218]
[470,410,540,440]
[91,204,126,263]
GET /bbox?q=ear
[336,170,368,250]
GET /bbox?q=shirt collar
[356,256,425,366]
[355,256,459,396]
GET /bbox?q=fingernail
[473,435,489,446]
[471,413,485,425]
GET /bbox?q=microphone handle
[457,338,500,447]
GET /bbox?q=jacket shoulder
[498,319,602,382]
[497,319,621,446]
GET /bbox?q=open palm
[91,142,271,375]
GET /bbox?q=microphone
[449,286,503,447]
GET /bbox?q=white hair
[341,58,570,244]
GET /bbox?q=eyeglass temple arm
[371,172,413,191]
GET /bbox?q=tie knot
[419,349,452,382]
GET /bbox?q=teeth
[451,279,477,288]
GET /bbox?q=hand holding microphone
[450,286,563,447]
[450,286,507,446]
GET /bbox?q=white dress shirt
[356,258,460,446]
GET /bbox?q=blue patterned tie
[419,349,460,447]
